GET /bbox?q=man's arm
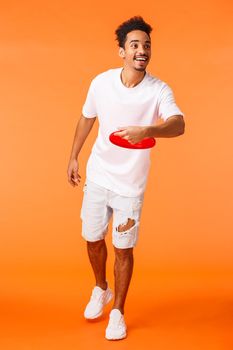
[67,114,96,187]
[69,114,96,161]
[145,115,185,138]
[115,115,185,144]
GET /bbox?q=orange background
[1,0,233,349]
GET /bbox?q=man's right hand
[67,158,82,187]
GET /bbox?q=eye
[131,43,151,49]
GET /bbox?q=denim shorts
[80,179,145,249]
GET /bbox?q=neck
[120,67,146,88]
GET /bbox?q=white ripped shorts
[80,179,145,249]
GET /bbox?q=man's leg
[112,246,134,314]
[105,198,143,339]
[84,238,113,320]
[87,239,108,290]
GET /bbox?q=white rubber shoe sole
[105,329,127,340]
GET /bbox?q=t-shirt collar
[118,67,147,91]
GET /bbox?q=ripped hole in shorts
[116,218,135,234]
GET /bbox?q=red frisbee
[109,130,156,149]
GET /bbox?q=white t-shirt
[82,67,184,197]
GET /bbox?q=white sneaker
[84,285,113,319]
[105,309,127,340]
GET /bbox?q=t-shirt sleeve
[82,80,97,118]
[157,83,185,122]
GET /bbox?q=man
[67,16,185,340]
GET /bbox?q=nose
[137,45,147,56]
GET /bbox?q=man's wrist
[144,125,156,138]
[70,154,79,162]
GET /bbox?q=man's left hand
[114,126,148,144]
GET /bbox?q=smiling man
[67,16,185,341]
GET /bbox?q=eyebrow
[129,40,151,44]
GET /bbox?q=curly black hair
[115,16,153,49]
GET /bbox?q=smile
[134,57,147,61]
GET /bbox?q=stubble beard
[134,67,146,72]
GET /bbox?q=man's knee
[87,238,106,252]
[114,246,133,259]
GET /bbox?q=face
[119,30,151,72]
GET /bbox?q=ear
[118,47,125,59]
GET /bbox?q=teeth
[135,57,147,61]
